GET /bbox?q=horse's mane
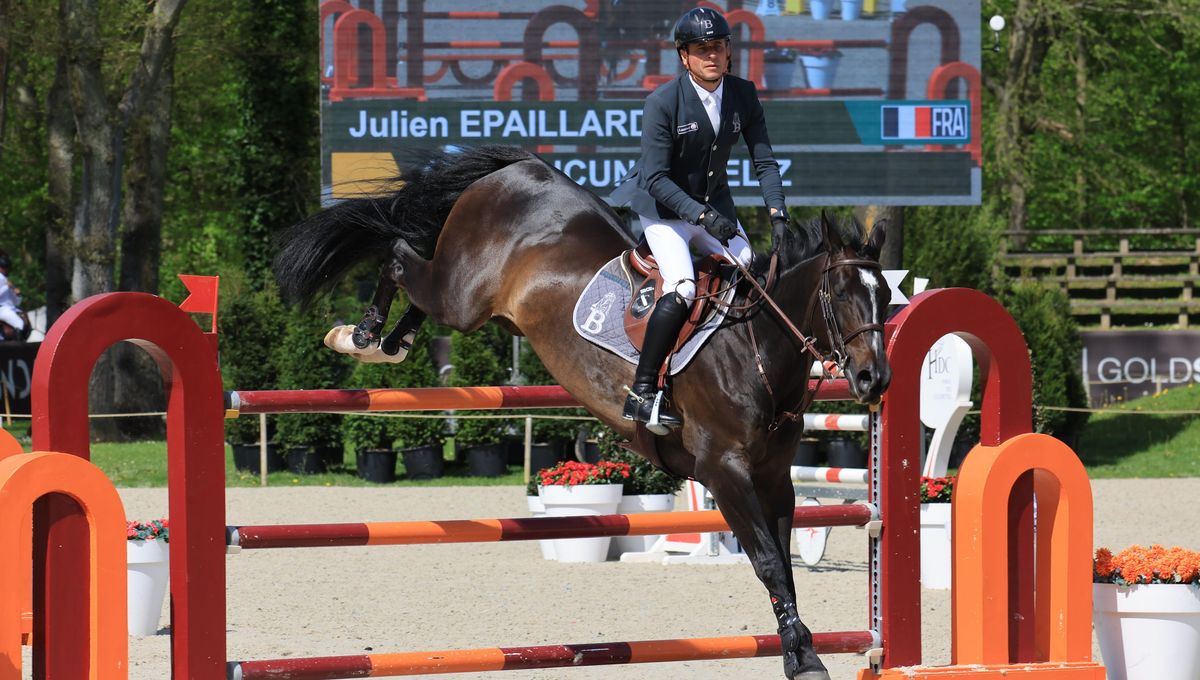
[759,214,867,277]
[275,145,535,306]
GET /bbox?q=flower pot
[1094,582,1200,680]
[763,49,797,92]
[465,443,507,477]
[319,445,343,471]
[529,442,564,476]
[526,492,556,560]
[356,447,398,483]
[841,0,862,21]
[581,441,601,464]
[231,443,287,474]
[401,444,444,481]
[800,53,842,90]
[825,437,865,468]
[792,438,822,466]
[608,493,676,558]
[919,502,952,589]
[127,539,169,636]
[285,446,327,474]
[540,483,623,562]
[809,0,833,20]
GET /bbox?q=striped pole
[229,504,875,550]
[225,381,854,417]
[791,466,869,485]
[802,413,869,432]
[229,631,877,679]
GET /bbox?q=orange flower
[1096,544,1200,585]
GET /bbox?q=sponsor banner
[0,342,37,415]
[1080,330,1200,405]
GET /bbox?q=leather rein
[718,247,885,430]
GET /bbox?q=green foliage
[997,281,1090,444]
[273,303,352,449]
[219,282,285,444]
[518,338,583,443]
[903,204,1003,292]
[448,326,510,445]
[595,426,684,495]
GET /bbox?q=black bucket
[402,445,444,481]
[358,448,398,484]
[792,438,822,467]
[826,438,866,469]
[466,443,508,477]
[285,446,325,474]
[231,443,286,474]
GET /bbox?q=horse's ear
[821,210,845,254]
[863,220,887,260]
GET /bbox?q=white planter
[919,502,951,590]
[540,484,623,562]
[608,493,677,559]
[526,493,556,560]
[127,539,169,636]
[841,0,862,20]
[1094,582,1200,680]
[809,0,833,20]
[799,54,842,90]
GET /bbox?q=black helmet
[673,7,731,49]
[0,254,10,270]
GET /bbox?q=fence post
[259,413,268,487]
[523,416,533,484]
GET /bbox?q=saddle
[619,240,737,354]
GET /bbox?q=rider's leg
[0,305,25,340]
[623,217,695,434]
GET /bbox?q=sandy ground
[20,478,1200,679]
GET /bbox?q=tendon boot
[623,293,690,435]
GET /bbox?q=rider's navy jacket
[611,72,786,225]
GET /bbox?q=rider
[0,253,26,341]
[610,7,792,435]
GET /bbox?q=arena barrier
[17,287,1047,678]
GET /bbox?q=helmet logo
[701,19,713,30]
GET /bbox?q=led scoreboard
[320,1,982,206]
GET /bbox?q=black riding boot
[623,293,689,435]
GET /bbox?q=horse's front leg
[379,305,426,359]
[697,450,830,680]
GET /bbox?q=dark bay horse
[274,145,891,680]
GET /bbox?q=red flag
[178,274,220,333]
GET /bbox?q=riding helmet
[673,7,732,49]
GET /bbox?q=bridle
[723,247,885,430]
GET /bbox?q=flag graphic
[881,105,968,141]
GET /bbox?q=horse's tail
[274,144,536,306]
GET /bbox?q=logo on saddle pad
[630,281,657,319]
[581,292,616,334]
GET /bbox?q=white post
[259,413,268,487]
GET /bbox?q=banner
[0,342,37,416]
[1080,330,1200,406]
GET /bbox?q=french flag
[881,105,934,139]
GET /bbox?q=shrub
[518,338,582,444]
[997,282,1090,445]
[220,284,285,445]
[448,326,510,446]
[596,425,684,496]
[274,302,352,449]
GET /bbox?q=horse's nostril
[856,369,874,389]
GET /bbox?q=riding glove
[698,207,738,245]
[771,213,792,250]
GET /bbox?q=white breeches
[0,305,23,331]
[638,214,753,302]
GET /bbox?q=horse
[274,145,891,680]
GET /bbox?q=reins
[720,246,884,430]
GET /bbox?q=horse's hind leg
[380,305,426,358]
[697,451,830,680]
[353,265,401,349]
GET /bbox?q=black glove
[771,213,792,250]
[698,207,737,245]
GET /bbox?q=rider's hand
[698,208,737,245]
[771,213,792,250]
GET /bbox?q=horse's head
[807,212,892,405]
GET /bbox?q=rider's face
[680,39,729,84]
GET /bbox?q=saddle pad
[572,255,737,375]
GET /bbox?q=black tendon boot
[623,293,690,434]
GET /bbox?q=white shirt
[689,76,723,136]
[0,272,20,308]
